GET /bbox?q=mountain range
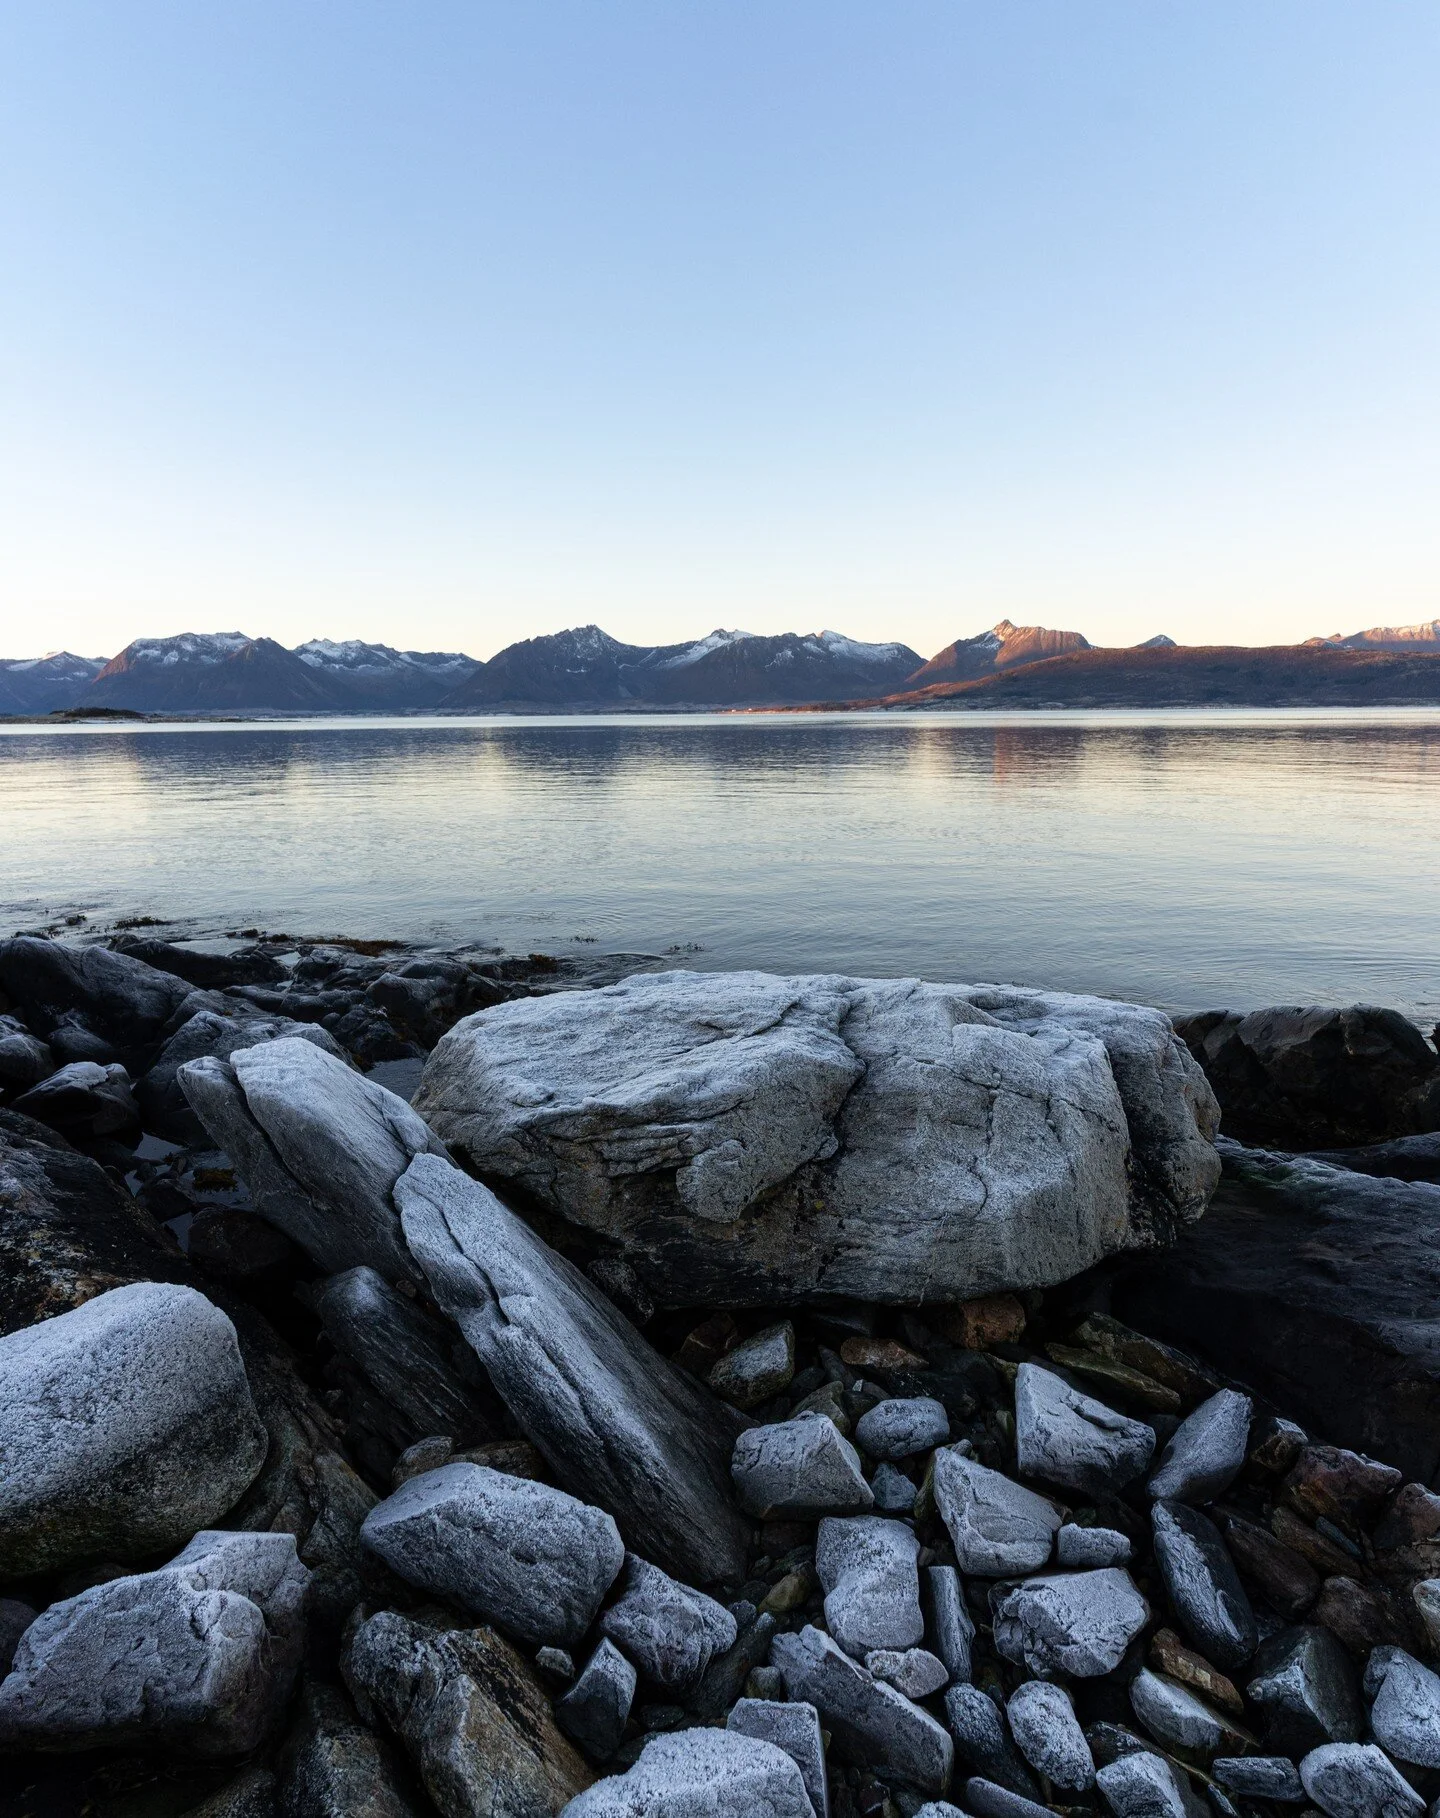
[2,616,1438,715]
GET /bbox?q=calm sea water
[3,710,1438,1025]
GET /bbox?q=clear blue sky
[2,3,1437,660]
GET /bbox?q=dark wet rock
[343,1606,593,1817]
[708,1322,797,1409]
[0,1014,54,1094]
[0,935,192,1069]
[1298,1742,1426,1818]
[180,1036,447,1281]
[315,1264,500,1454]
[364,958,506,1048]
[1245,1625,1364,1754]
[0,1279,268,1575]
[1285,1447,1403,1536]
[925,1565,976,1685]
[111,934,290,990]
[872,1463,918,1513]
[398,1153,752,1584]
[727,1698,830,1818]
[816,1515,924,1658]
[1128,1668,1251,1759]
[1174,1004,1440,1149]
[1308,1132,1440,1186]
[141,1010,345,1144]
[1149,1627,1246,1717]
[1096,1750,1206,1818]
[1248,1415,1309,1480]
[188,1207,300,1281]
[1007,1679,1095,1790]
[1148,1391,1251,1504]
[1211,1757,1306,1802]
[278,1680,424,1817]
[854,1396,950,1460]
[1215,1511,1320,1619]
[323,1004,421,1068]
[0,1599,36,1678]
[943,1682,1041,1798]
[732,1413,875,1519]
[687,1610,780,1720]
[771,1623,954,1795]
[1365,1646,1440,1768]
[555,1640,637,1762]
[1070,1312,1224,1405]
[1151,1501,1258,1672]
[993,1568,1151,1677]
[933,1447,1063,1576]
[1059,1524,1133,1567]
[560,1727,817,1817]
[183,1767,279,1818]
[1110,1145,1440,1484]
[0,1530,308,1756]
[360,1461,624,1647]
[13,1058,140,1143]
[416,970,1220,1307]
[1272,1506,1362,1579]
[598,1553,737,1693]
[1014,1362,1155,1497]
[1311,1577,1414,1656]
[1373,1482,1440,1555]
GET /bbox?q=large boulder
[0,936,192,1069]
[396,1152,752,1584]
[1175,1006,1440,1149]
[141,1010,345,1145]
[1109,1142,1440,1484]
[414,971,1220,1306]
[179,1037,449,1281]
[0,1530,308,1756]
[0,1280,269,1576]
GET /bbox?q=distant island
[3,616,1439,716]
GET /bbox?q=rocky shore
[1,930,1439,1818]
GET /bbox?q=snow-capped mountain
[84,633,336,712]
[903,619,1091,689]
[292,639,480,708]
[0,652,107,714]
[1305,619,1440,653]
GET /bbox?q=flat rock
[925,1564,975,1684]
[727,1699,830,1818]
[0,1280,268,1575]
[1128,1668,1248,1759]
[561,1728,817,1817]
[943,1683,1040,1798]
[866,1647,949,1699]
[815,1515,924,1658]
[415,971,1220,1306]
[555,1641,636,1762]
[732,1413,874,1520]
[1058,1524,1133,1568]
[1096,1750,1204,1818]
[0,1530,309,1757]
[396,1152,752,1583]
[1298,1743,1426,1818]
[278,1680,424,1817]
[1245,1625,1364,1755]
[1151,1501,1257,1672]
[598,1554,737,1693]
[343,1607,592,1817]
[1007,1680,1094,1790]
[141,1010,344,1145]
[854,1397,950,1460]
[180,1037,448,1280]
[360,1461,623,1647]
[709,1323,796,1409]
[993,1568,1150,1678]
[1014,1363,1155,1497]
[1364,1646,1440,1768]
[1147,1390,1251,1504]
[1211,1757,1306,1802]
[933,1448,1062,1576]
[771,1624,954,1796]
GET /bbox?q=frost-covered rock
[0,1281,268,1576]
[854,1397,950,1460]
[867,1647,949,1699]
[1148,1390,1252,1504]
[359,1461,623,1647]
[1129,1667,1248,1758]
[1057,1524,1133,1568]
[944,1683,1039,1797]
[925,1564,976,1684]
[0,1531,308,1756]
[415,971,1220,1305]
[1246,1625,1364,1754]
[732,1413,874,1520]
[1298,1743,1426,1818]
[1152,1501,1257,1671]
[933,1448,1062,1576]
[561,1728,818,1817]
[1364,1647,1440,1769]
[1014,1364,1155,1497]
[1097,1750,1204,1818]
[140,1009,344,1145]
[1007,1680,1094,1790]
[1212,1757,1306,1802]
[709,1323,796,1409]
[597,1554,737,1692]
[993,1569,1150,1677]
[816,1516,924,1658]
[728,1699,830,1818]
[555,1640,636,1762]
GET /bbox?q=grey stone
[343,1607,593,1817]
[1007,1679,1095,1790]
[278,1680,424,1817]
[1129,1668,1242,1759]
[771,1623,954,1796]
[397,1152,752,1583]
[933,1448,1062,1576]
[0,936,192,1066]
[866,1647,949,1699]
[179,1036,449,1280]
[416,971,1220,1307]
[1148,1391,1252,1505]
[855,1397,951,1461]
[709,1323,796,1409]
[1151,1501,1258,1672]
[926,1565,976,1685]
[0,1530,308,1756]
[536,1647,576,1683]
[1097,1751,1205,1818]
[1212,1758,1306,1802]
[13,1060,139,1140]
[0,1016,54,1094]
[1413,1580,1440,1653]
[315,1265,499,1451]
[912,1806,967,1818]
[966,1781,1056,1818]
[943,1682,1039,1798]
[1364,1647,1440,1769]
[732,1412,874,1519]
[360,1460,623,1647]
[0,1599,36,1678]
[872,1463,918,1512]
[0,1280,268,1576]
[560,1727,817,1817]
[1247,1626,1364,1755]
[728,1698,830,1818]
[141,1010,345,1144]
[1015,1363,1156,1497]
[1299,1744,1426,1818]
[555,1640,637,1762]
[598,1553,737,1693]
[816,1515,924,1658]
[994,1568,1151,1678]
[1058,1524,1133,1568]
[186,1767,279,1818]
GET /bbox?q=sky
[1,4,1437,662]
